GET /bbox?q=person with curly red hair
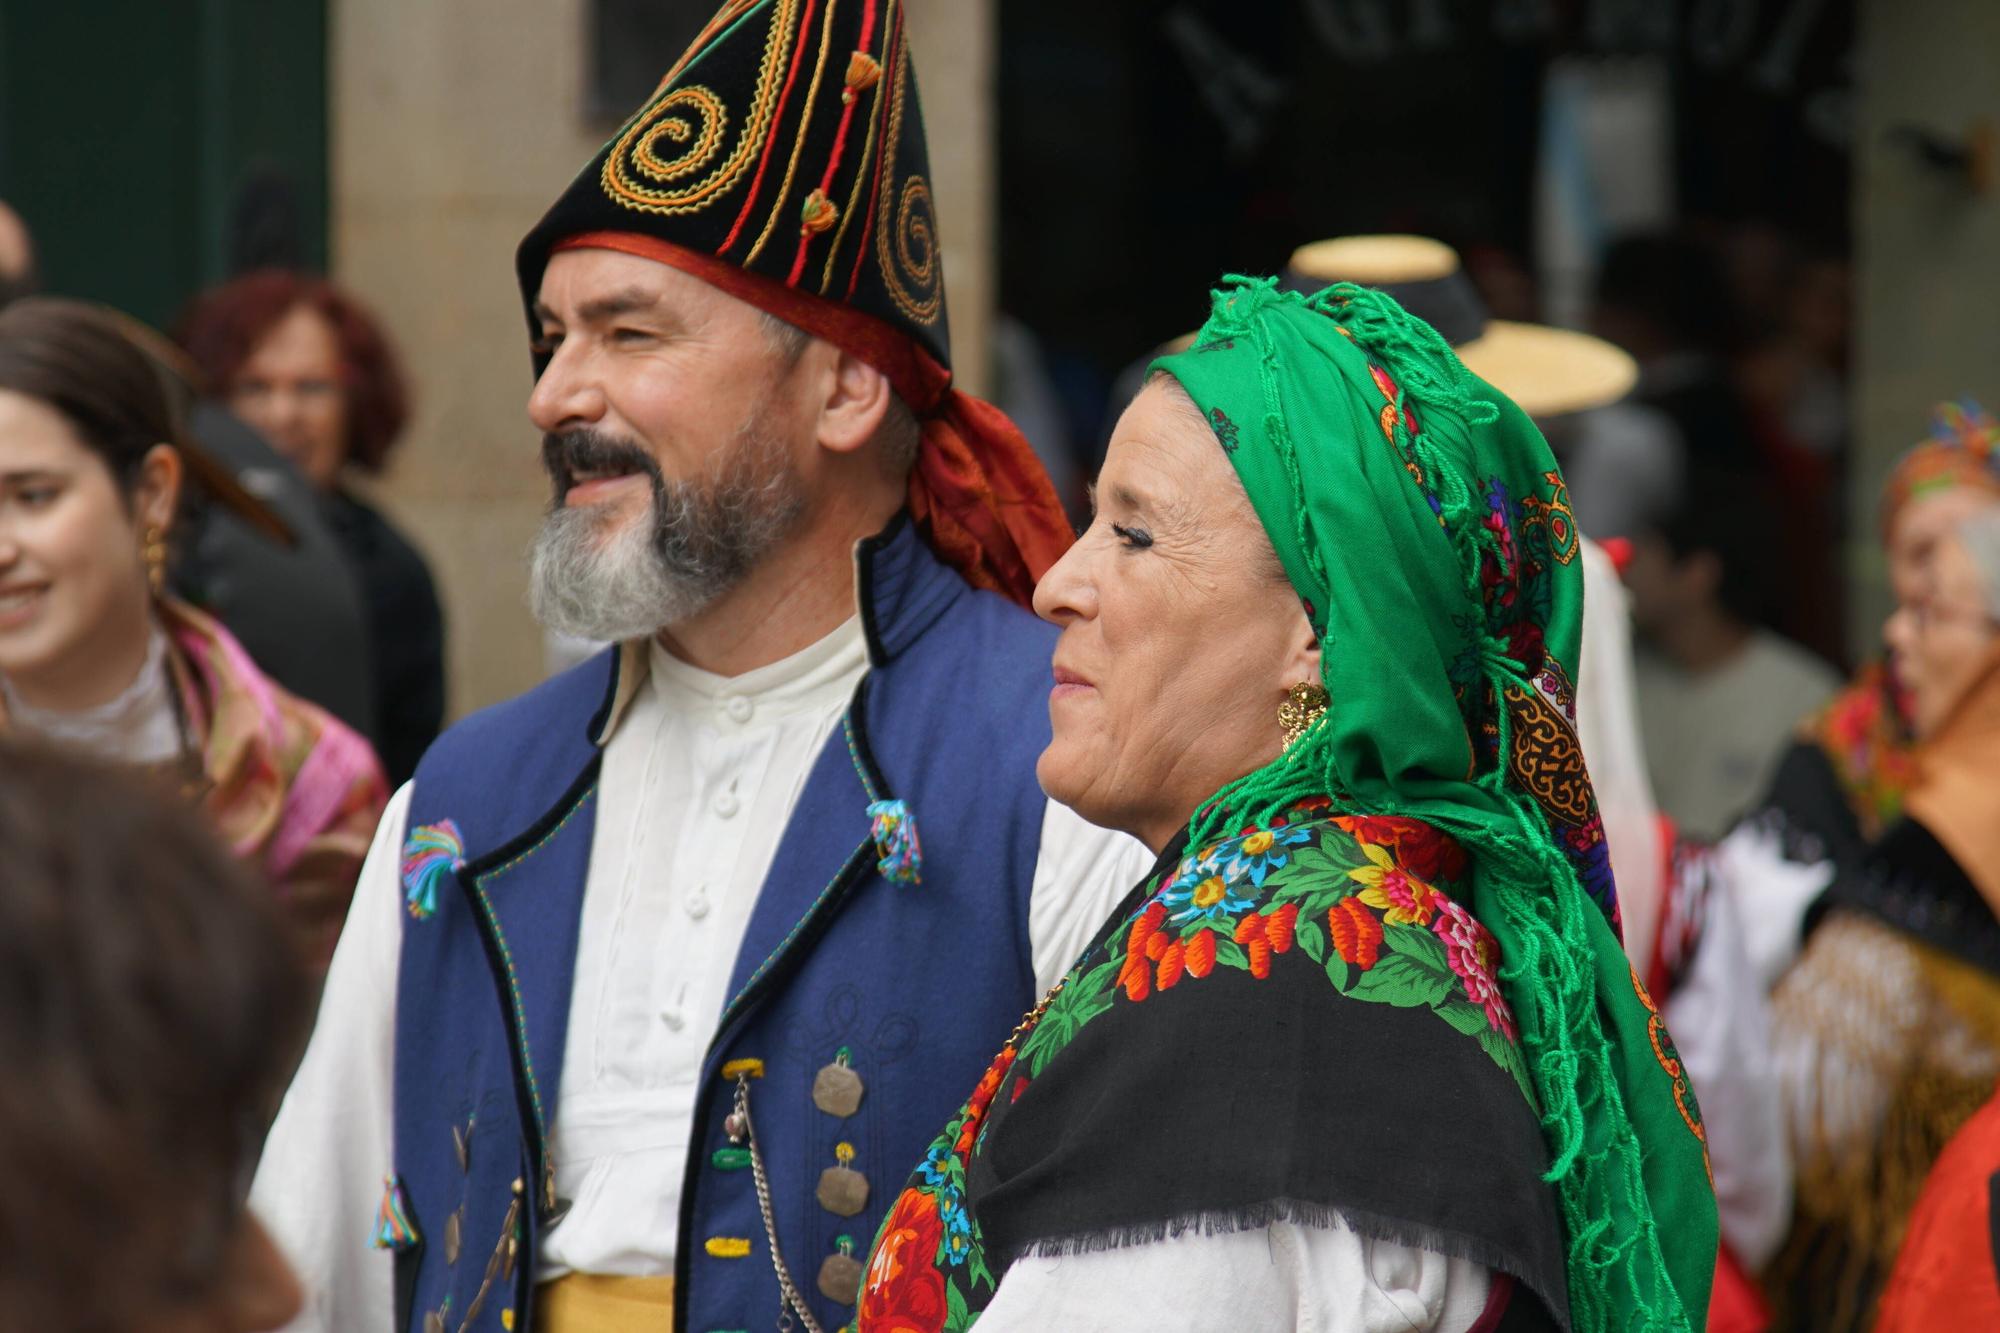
[180,271,444,784]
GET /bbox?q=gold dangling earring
[1278,680,1329,750]
[141,525,168,597]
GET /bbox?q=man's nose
[528,344,608,434]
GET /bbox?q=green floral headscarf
[1153,278,1717,1333]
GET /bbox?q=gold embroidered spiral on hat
[600,0,801,217]
[873,58,941,324]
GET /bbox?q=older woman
[856,281,1716,1332]
[1755,400,2000,873]
[1764,507,2000,1331]
[0,297,387,970]
[179,271,444,785]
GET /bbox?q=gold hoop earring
[1278,680,1329,750]
[142,525,168,596]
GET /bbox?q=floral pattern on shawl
[858,808,1533,1333]
[165,598,388,968]
[1804,660,1918,840]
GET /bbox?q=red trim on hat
[848,0,904,301]
[554,230,949,412]
[720,0,820,256]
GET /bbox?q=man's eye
[611,328,655,344]
[531,334,563,357]
[1110,522,1153,549]
[17,486,59,508]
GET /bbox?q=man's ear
[815,350,893,457]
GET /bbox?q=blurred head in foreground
[0,743,309,1332]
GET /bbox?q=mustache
[541,430,663,502]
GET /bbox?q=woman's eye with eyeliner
[1110,523,1153,549]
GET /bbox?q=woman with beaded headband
[857,279,1716,1332]
[0,297,388,974]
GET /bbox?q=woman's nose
[1884,603,1916,658]
[1032,540,1095,626]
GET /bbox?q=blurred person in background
[1872,1075,2000,1331]
[0,741,311,1333]
[1624,468,1841,841]
[0,297,387,970]
[1729,230,1851,663]
[1752,507,2000,1332]
[181,271,444,786]
[0,202,379,737]
[1744,401,2000,896]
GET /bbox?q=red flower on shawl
[1128,901,1166,959]
[1184,930,1217,979]
[1433,897,1516,1038]
[954,1048,1017,1156]
[862,1189,949,1333]
[1328,899,1382,970]
[1333,815,1468,883]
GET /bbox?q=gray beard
[527,420,808,643]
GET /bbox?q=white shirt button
[685,891,711,920]
[713,791,740,818]
[723,695,753,723]
[661,1007,686,1031]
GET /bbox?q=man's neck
[656,505,893,677]
[1655,608,1753,675]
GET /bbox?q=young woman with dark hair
[0,742,311,1331]
[0,296,387,971]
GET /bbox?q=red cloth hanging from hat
[554,232,1072,610]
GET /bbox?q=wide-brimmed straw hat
[1284,235,1635,419]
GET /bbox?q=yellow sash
[533,1273,675,1331]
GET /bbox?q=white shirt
[252,619,1154,1329]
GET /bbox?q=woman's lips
[1050,665,1093,702]
[0,584,47,631]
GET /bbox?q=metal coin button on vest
[812,1050,864,1117]
[816,1142,869,1216]
[817,1235,864,1305]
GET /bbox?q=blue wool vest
[390,519,1056,1333]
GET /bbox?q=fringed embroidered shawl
[859,809,1568,1332]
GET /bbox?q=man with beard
[248,5,1150,1332]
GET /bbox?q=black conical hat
[517,0,949,370]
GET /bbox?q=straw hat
[1284,235,1636,420]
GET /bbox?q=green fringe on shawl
[1177,278,1697,1333]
